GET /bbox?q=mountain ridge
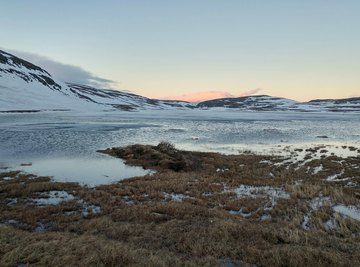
[1,49,359,113]
[0,49,193,112]
[0,49,62,92]
[197,95,360,112]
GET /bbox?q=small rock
[316,135,329,139]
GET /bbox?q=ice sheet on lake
[0,111,359,185]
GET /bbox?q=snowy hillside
[197,95,299,111]
[1,49,359,113]
[0,50,193,112]
[197,95,360,112]
[303,98,360,112]
[67,84,194,111]
[0,50,104,112]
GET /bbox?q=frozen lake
[0,110,359,185]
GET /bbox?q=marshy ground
[1,142,359,266]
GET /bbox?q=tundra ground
[1,143,359,266]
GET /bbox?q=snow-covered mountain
[1,49,359,113]
[302,98,360,112]
[197,95,360,112]
[0,49,100,112]
[197,95,298,111]
[66,83,194,111]
[0,50,193,112]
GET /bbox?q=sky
[1,0,359,101]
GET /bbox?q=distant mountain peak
[0,50,62,92]
[1,49,359,113]
[309,97,360,104]
[0,49,195,112]
[0,50,50,76]
[197,95,298,111]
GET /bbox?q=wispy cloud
[7,49,116,88]
[239,88,263,96]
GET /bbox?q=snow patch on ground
[302,195,332,231]
[229,208,252,218]
[324,217,338,231]
[226,185,290,201]
[81,203,101,217]
[123,196,135,205]
[302,214,311,231]
[260,214,272,220]
[274,144,359,168]
[216,168,229,173]
[163,192,189,202]
[28,190,101,217]
[326,170,345,181]
[1,176,14,181]
[225,185,290,218]
[31,190,75,205]
[302,195,360,231]
[333,205,360,222]
[312,165,323,175]
[309,196,332,210]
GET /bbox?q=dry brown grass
[1,143,359,266]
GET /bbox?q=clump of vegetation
[156,141,176,152]
[99,142,218,172]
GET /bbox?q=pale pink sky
[160,91,234,102]
[159,88,265,102]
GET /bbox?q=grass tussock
[1,143,360,266]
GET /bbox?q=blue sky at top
[1,0,359,100]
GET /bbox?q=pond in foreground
[9,155,150,187]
